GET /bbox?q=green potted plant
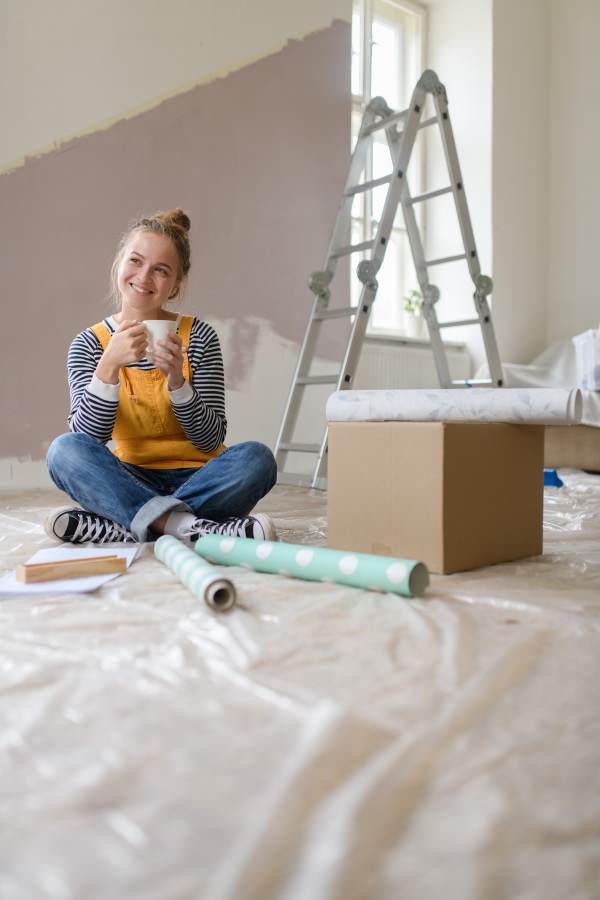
[403,289,426,338]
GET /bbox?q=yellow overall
[91,316,226,469]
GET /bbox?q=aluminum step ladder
[274,69,504,489]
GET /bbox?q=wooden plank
[16,555,126,584]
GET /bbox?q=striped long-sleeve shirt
[67,316,227,453]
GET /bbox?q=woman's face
[117,230,180,317]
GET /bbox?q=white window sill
[365,329,466,350]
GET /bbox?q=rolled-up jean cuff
[130,496,194,543]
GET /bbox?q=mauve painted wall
[1,21,350,461]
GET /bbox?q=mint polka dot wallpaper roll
[194,537,429,598]
[155,535,236,610]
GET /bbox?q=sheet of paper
[0,546,139,595]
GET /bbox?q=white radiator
[353,336,471,390]
[288,336,472,473]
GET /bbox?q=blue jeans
[46,433,277,542]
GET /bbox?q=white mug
[143,319,173,355]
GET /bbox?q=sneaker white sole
[43,506,82,541]
[252,513,278,542]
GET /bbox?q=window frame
[351,0,427,335]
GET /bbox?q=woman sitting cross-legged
[45,207,278,545]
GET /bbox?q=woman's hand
[96,320,148,384]
[151,330,186,391]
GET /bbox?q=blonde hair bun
[155,208,191,234]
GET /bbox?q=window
[351,0,426,333]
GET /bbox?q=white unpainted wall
[546,0,600,345]
[425,0,599,368]
[424,0,493,372]
[490,0,551,367]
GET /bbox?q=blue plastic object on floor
[544,469,564,487]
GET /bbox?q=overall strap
[91,321,111,350]
[177,315,194,347]
[177,316,195,383]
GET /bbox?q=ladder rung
[330,240,375,259]
[363,109,409,135]
[392,115,440,143]
[314,306,358,321]
[425,253,467,267]
[450,379,494,387]
[296,375,339,385]
[408,185,453,205]
[438,318,480,328]
[345,175,392,197]
[278,442,321,453]
[277,472,314,488]
[276,472,327,490]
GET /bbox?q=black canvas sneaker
[183,513,277,542]
[44,507,137,544]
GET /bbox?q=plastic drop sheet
[0,471,599,900]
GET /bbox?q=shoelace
[192,517,256,538]
[72,513,132,544]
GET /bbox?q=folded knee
[247,441,277,483]
[46,432,102,472]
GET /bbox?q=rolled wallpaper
[155,535,236,611]
[194,536,429,599]
[326,388,583,426]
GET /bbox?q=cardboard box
[327,422,544,575]
[544,424,600,471]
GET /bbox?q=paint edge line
[0,19,350,176]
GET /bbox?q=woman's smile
[130,282,153,295]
